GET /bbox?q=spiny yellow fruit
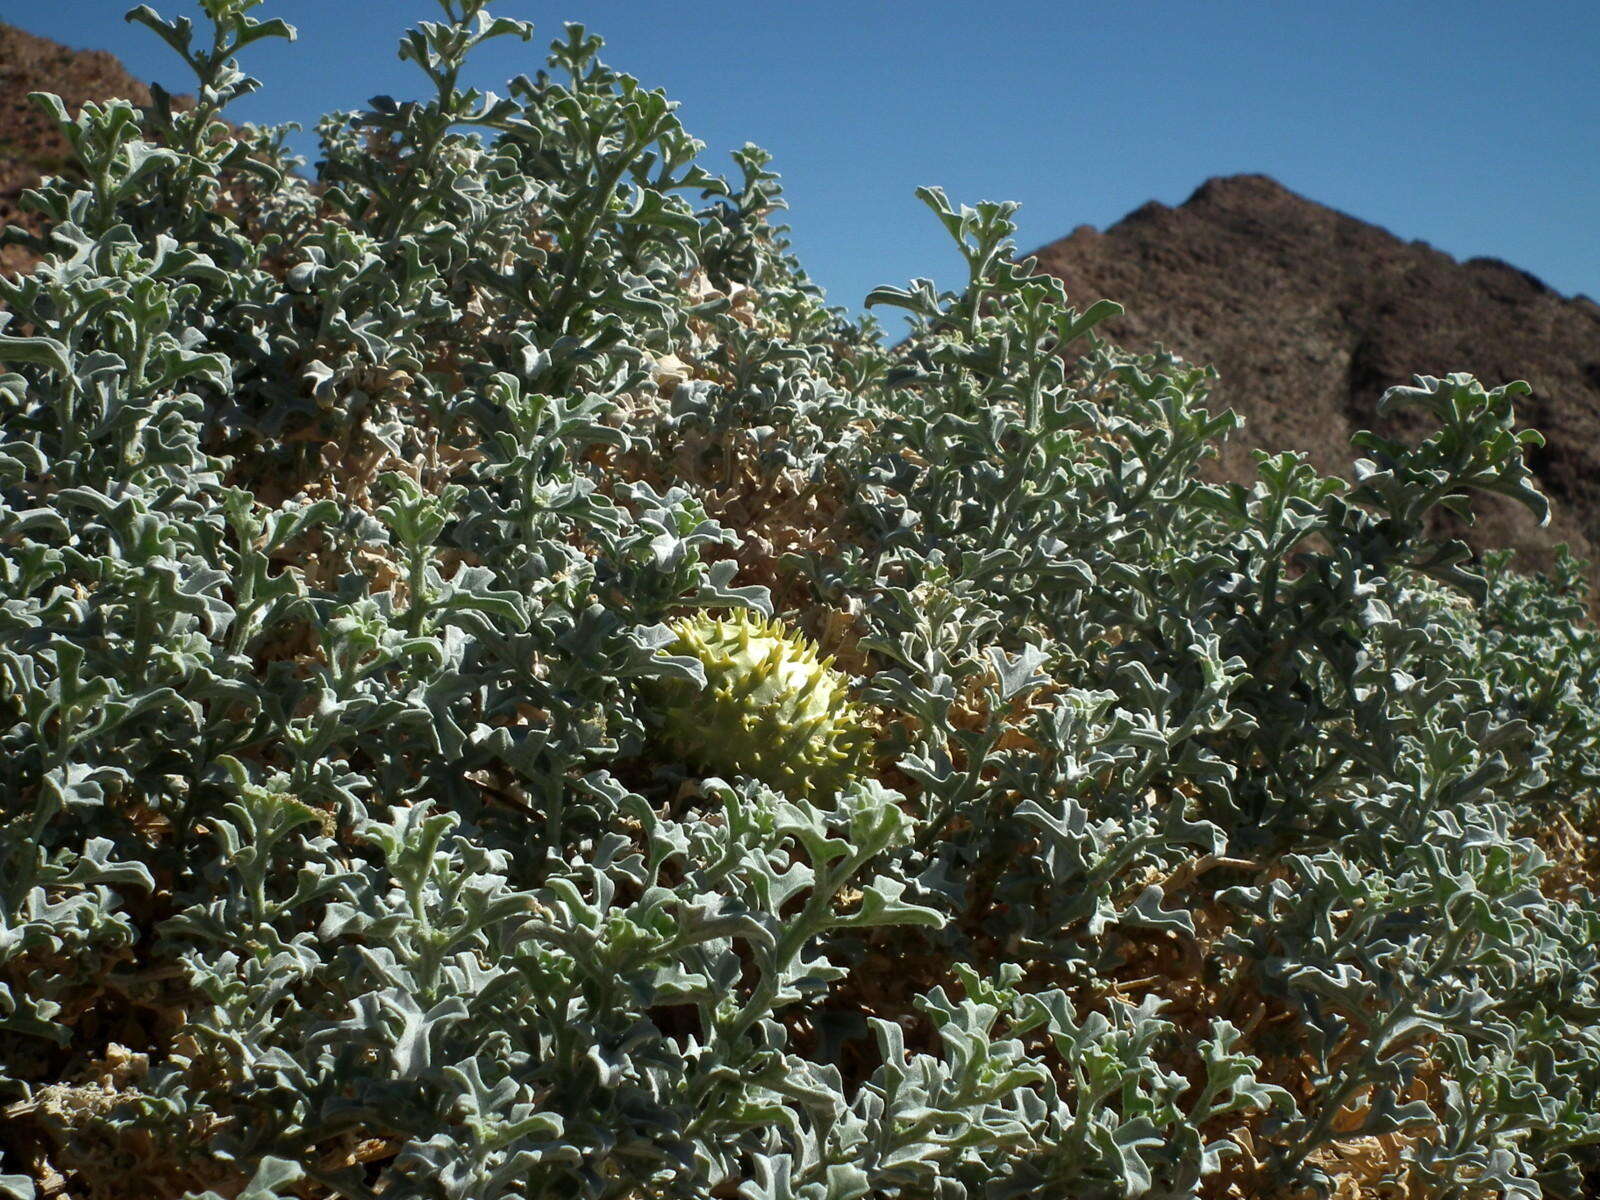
[651,610,872,796]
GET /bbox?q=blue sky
[7,1,1597,314]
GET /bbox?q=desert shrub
[2,3,1598,1198]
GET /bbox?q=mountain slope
[1031,174,1600,575]
[0,21,154,275]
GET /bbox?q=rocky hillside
[1031,174,1600,577]
[0,21,154,276]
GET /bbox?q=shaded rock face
[0,21,153,276]
[1030,174,1600,578]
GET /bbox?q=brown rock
[1029,174,1600,578]
[0,21,154,274]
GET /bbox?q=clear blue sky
[6,1,1597,314]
